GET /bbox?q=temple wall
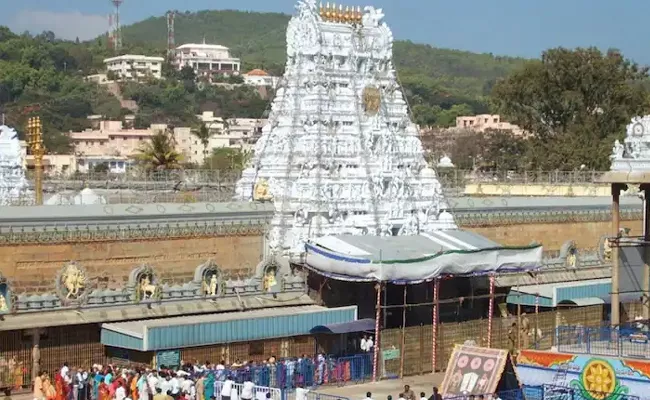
[466,218,643,251]
[0,234,264,294]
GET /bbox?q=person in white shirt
[360,336,368,352]
[295,384,309,400]
[61,363,72,384]
[364,391,373,400]
[170,373,180,397]
[159,375,172,396]
[241,380,255,400]
[420,392,427,400]
[398,394,406,400]
[115,382,126,400]
[221,376,234,400]
[367,336,374,351]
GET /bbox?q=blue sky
[2,0,650,64]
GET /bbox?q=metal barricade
[557,325,650,359]
[214,381,282,400]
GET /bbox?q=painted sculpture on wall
[263,264,279,293]
[0,280,9,313]
[134,266,161,302]
[253,179,273,202]
[3,256,306,313]
[57,263,87,300]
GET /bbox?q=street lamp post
[27,117,46,205]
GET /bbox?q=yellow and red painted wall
[518,350,650,400]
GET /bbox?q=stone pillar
[611,184,623,327]
[29,328,44,380]
[641,185,650,321]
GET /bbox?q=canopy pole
[487,275,495,348]
[399,285,407,378]
[432,278,439,373]
[372,282,381,382]
[535,272,540,349]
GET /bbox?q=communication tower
[167,11,176,58]
[110,0,123,51]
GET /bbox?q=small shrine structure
[599,115,650,326]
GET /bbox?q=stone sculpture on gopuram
[234,0,456,259]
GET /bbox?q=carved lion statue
[362,6,385,27]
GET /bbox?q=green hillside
[120,9,527,124]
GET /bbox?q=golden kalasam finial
[337,4,343,22]
[343,6,350,22]
[331,3,337,21]
[319,2,325,18]
[325,2,332,21]
[356,6,362,23]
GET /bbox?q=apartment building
[104,55,165,81]
[69,120,157,173]
[175,112,265,164]
[175,43,241,82]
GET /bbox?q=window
[249,341,264,356]
[493,118,498,123]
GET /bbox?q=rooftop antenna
[111,0,124,51]
[166,11,175,58]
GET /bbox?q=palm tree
[133,130,182,171]
[191,124,212,163]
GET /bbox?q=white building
[243,69,281,88]
[175,43,241,81]
[104,55,164,81]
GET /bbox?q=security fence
[557,325,650,359]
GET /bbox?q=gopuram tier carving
[610,116,650,171]
[235,0,456,259]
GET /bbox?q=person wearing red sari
[54,373,69,400]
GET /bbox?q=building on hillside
[175,43,241,82]
[175,113,265,164]
[69,121,156,173]
[243,69,281,88]
[104,55,165,81]
[455,114,525,136]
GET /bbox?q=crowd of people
[23,355,359,400]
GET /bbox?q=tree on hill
[191,123,212,162]
[491,47,650,170]
[204,147,251,172]
[133,129,183,170]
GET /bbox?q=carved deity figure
[362,86,381,116]
[61,264,85,299]
[263,266,278,292]
[208,274,218,296]
[603,238,612,261]
[566,248,577,268]
[0,293,7,312]
[253,179,273,201]
[139,275,157,299]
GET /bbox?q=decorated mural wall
[518,350,650,399]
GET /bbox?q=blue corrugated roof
[506,278,611,307]
[101,305,357,351]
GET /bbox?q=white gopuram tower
[235,0,456,260]
[0,125,34,205]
